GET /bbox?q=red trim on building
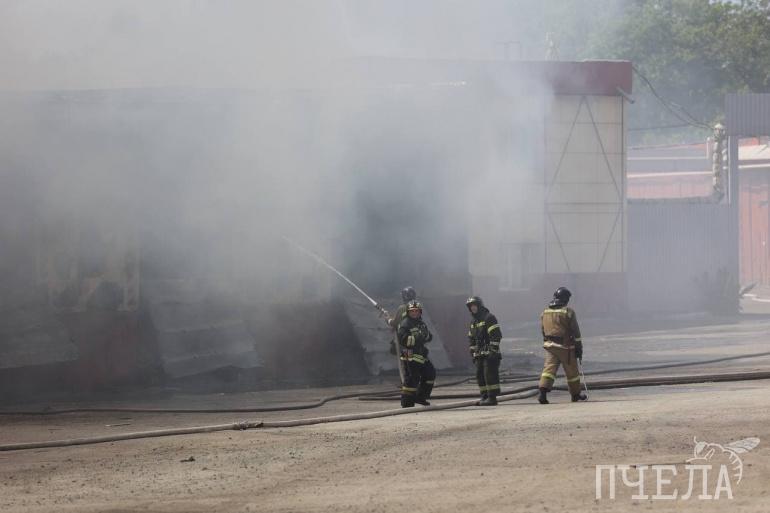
[344,57,633,96]
[534,60,633,96]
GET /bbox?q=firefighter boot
[571,393,587,402]
[415,398,431,406]
[479,395,498,406]
[538,387,549,404]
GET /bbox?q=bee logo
[687,437,760,484]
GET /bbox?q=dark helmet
[465,296,483,310]
[553,287,572,303]
[406,300,423,314]
[401,286,417,302]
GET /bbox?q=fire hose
[2,351,770,415]
[2,369,770,452]
[0,375,477,416]
[358,350,770,400]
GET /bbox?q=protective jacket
[388,303,409,331]
[539,299,584,398]
[540,300,582,353]
[397,316,432,357]
[468,306,502,358]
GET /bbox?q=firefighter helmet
[553,287,572,303]
[401,286,417,302]
[465,296,484,310]
[406,300,423,313]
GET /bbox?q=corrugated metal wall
[627,202,733,312]
[627,173,712,199]
[740,172,770,285]
[726,94,770,136]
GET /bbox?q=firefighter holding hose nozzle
[397,300,436,408]
[538,287,587,404]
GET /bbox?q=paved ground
[1,316,770,512]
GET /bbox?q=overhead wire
[631,65,712,130]
[628,123,692,132]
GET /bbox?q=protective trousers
[475,354,501,398]
[539,346,582,396]
[400,355,436,407]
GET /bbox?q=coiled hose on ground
[2,368,770,452]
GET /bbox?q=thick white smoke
[0,2,556,388]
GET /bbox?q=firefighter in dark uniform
[387,286,417,354]
[538,287,587,404]
[387,286,416,382]
[397,300,436,407]
[466,296,502,406]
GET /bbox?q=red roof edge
[536,60,633,96]
[340,57,633,97]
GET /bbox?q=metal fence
[627,202,735,313]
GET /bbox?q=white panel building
[466,60,631,318]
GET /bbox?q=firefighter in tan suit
[538,287,587,404]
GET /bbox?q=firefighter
[397,300,436,407]
[538,287,587,404]
[387,286,416,382]
[387,286,417,353]
[466,296,502,406]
